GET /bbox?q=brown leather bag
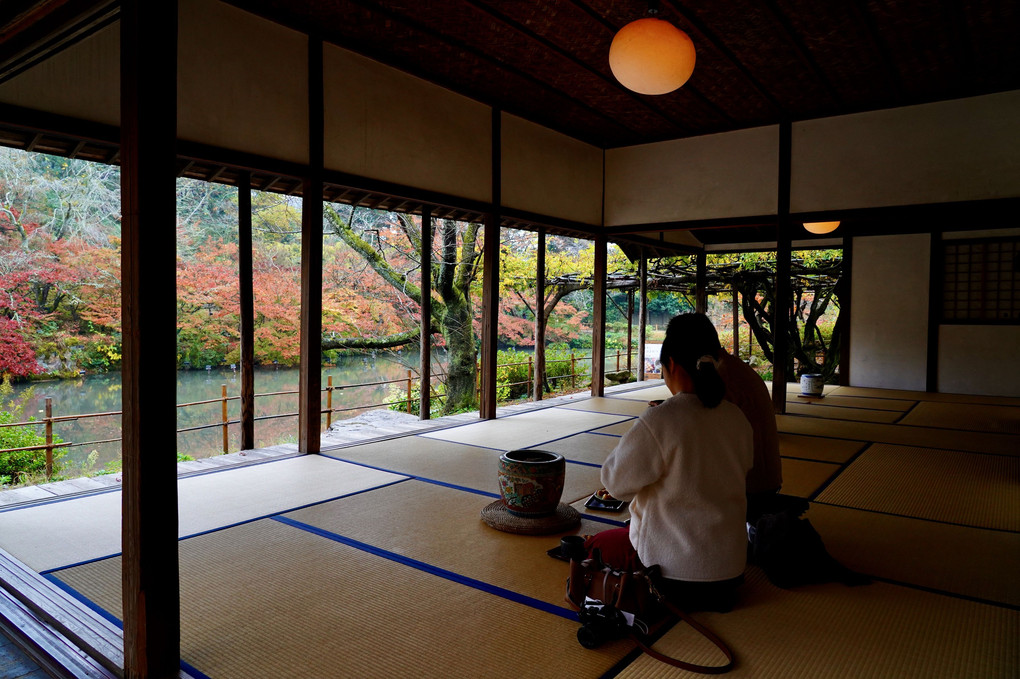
[565,550,735,674]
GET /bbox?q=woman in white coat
[586,313,754,612]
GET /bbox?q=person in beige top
[648,315,783,518]
[586,314,753,612]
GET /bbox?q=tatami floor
[0,382,1017,678]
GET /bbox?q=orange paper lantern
[609,18,696,95]
[803,221,840,234]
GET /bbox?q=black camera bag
[565,549,735,674]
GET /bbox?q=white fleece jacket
[601,393,753,582]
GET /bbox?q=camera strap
[567,555,735,674]
[631,595,735,674]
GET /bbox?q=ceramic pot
[497,449,565,517]
[800,373,824,397]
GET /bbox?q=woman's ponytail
[692,354,726,408]
[661,314,727,408]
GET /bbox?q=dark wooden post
[238,172,255,450]
[299,36,324,452]
[926,232,942,392]
[731,288,740,358]
[44,397,53,478]
[534,228,546,401]
[626,290,634,372]
[119,1,181,676]
[772,120,792,413]
[479,109,501,419]
[838,235,852,386]
[695,250,707,313]
[637,251,648,381]
[419,210,432,419]
[590,234,607,397]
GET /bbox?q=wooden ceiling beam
[465,0,695,135]
[339,0,640,143]
[660,0,787,115]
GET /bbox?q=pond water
[5,352,431,474]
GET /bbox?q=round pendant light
[609,17,696,95]
[803,221,840,234]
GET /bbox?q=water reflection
[6,354,428,472]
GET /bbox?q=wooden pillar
[590,234,607,397]
[238,172,255,450]
[926,232,942,393]
[119,1,180,676]
[731,288,740,358]
[534,228,546,401]
[695,250,707,313]
[772,120,792,413]
[626,290,634,371]
[299,36,324,452]
[838,235,852,386]
[479,109,501,419]
[419,210,432,419]
[637,251,648,381]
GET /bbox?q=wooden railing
[0,374,416,480]
[1,351,639,480]
[477,350,636,397]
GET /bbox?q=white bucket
[800,374,824,397]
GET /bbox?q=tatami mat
[784,402,903,423]
[325,436,603,505]
[808,503,1020,607]
[286,480,607,608]
[898,401,1020,434]
[325,437,501,491]
[815,444,1020,531]
[779,459,841,499]
[830,386,1020,407]
[0,456,402,572]
[785,393,915,411]
[591,420,638,436]
[778,433,867,464]
[777,414,1020,456]
[539,432,621,466]
[53,518,634,679]
[610,384,672,402]
[558,397,656,417]
[420,408,630,448]
[615,568,1018,678]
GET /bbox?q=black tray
[584,493,626,512]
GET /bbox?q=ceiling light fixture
[803,221,840,234]
[609,2,696,95]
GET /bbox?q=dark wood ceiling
[1,0,1018,247]
[3,0,1019,150]
[224,0,1020,148]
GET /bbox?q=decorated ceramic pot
[800,373,824,397]
[497,449,566,517]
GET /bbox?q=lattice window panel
[942,238,1020,322]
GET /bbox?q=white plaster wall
[501,113,603,226]
[938,325,1020,397]
[604,125,779,226]
[793,91,1020,213]
[849,234,930,390]
[323,45,491,204]
[0,22,120,126]
[177,0,308,164]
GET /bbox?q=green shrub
[543,345,590,394]
[0,378,66,485]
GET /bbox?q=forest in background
[1,146,841,484]
[1,145,841,396]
